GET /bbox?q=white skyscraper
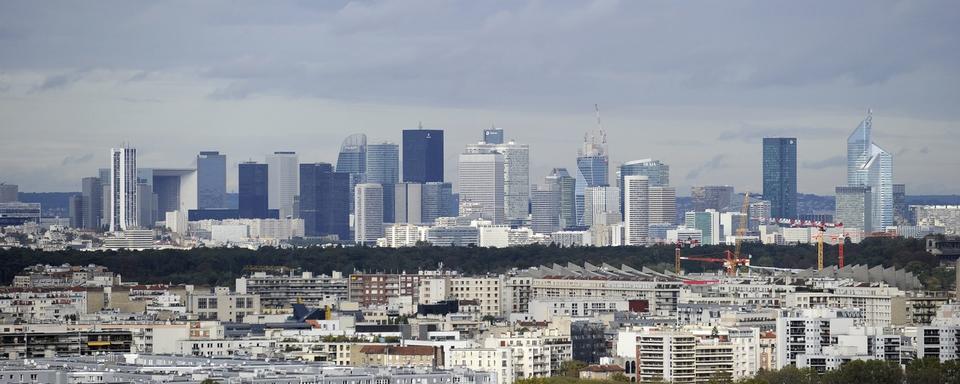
[623,175,649,246]
[355,183,384,245]
[465,136,529,225]
[109,146,137,232]
[648,186,676,226]
[846,111,893,231]
[266,151,299,219]
[458,150,505,224]
[583,186,620,228]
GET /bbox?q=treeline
[0,237,949,288]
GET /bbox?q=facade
[545,168,576,229]
[394,182,423,225]
[187,286,260,322]
[583,186,619,228]
[835,186,872,232]
[236,271,347,309]
[402,129,444,183]
[347,273,421,307]
[0,183,17,203]
[109,146,137,232]
[648,186,676,226]
[426,226,479,246]
[623,175,649,246]
[618,159,669,218]
[355,183,384,245]
[847,111,893,231]
[238,162,272,219]
[685,210,721,245]
[336,134,368,213]
[463,141,529,225]
[80,177,102,230]
[893,184,910,225]
[381,223,426,247]
[691,186,734,212]
[366,142,400,223]
[265,151,299,219]
[913,205,960,235]
[421,182,456,223]
[531,183,561,234]
[762,138,797,219]
[197,151,226,209]
[482,127,504,144]
[458,151,505,224]
[299,163,350,240]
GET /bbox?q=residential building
[187,286,260,322]
[236,270,347,309]
[109,146,137,231]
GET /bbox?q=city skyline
[0,1,957,195]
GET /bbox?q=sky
[0,0,958,195]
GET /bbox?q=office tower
[835,186,872,232]
[266,151,299,219]
[81,177,102,230]
[762,138,798,219]
[136,179,155,228]
[583,186,619,228]
[238,162,270,219]
[691,185,735,212]
[748,199,772,230]
[893,184,910,225]
[685,210,721,245]
[576,119,609,226]
[618,159,669,218]
[366,142,400,222]
[354,183,384,245]
[623,175,650,246]
[546,168,577,229]
[98,168,110,227]
[68,195,83,228]
[394,182,423,224]
[421,182,454,224]
[466,138,530,225]
[847,111,893,231]
[402,128,444,183]
[531,183,561,234]
[196,151,226,209]
[482,127,504,144]
[458,150,505,224]
[336,134,368,213]
[299,163,350,240]
[150,168,197,217]
[0,183,17,203]
[648,186,676,226]
[109,147,137,232]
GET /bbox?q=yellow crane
[734,192,750,261]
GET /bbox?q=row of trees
[0,237,947,289]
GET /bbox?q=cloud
[802,155,846,170]
[718,123,837,143]
[61,153,94,166]
[686,154,729,181]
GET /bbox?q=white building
[458,150,505,224]
[266,151,299,219]
[667,227,703,245]
[109,146,137,232]
[550,230,592,247]
[649,186,677,226]
[528,297,628,322]
[583,186,619,228]
[465,140,530,225]
[355,183,384,245]
[449,347,515,384]
[211,224,248,243]
[623,175,649,246]
[379,223,426,247]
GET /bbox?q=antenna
[595,104,606,144]
[418,121,423,129]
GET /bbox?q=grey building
[336,134,368,213]
[691,185,735,212]
[0,183,17,203]
[835,186,872,231]
[299,163,350,240]
[197,151,226,209]
[366,142,400,223]
[762,138,797,219]
[546,168,576,229]
[531,183,561,234]
[482,127,504,144]
[80,177,102,230]
[618,159,669,219]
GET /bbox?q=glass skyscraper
[197,151,226,209]
[238,162,270,219]
[846,111,893,231]
[299,163,350,240]
[336,134,367,214]
[402,128,444,183]
[545,168,576,229]
[762,138,797,219]
[366,142,400,222]
[617,159,669,219]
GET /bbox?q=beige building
[350,345,438,367]
[187,286,260,322]
[450,276,503,317]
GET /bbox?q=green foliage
[0,238,947,290]
[559,360,588,377]
[608,373,629,382]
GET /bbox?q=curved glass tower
[846,111,893,231]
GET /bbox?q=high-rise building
[623,175,650,246]
[893,183,910,225]
[299,163,350,240]
[575,119,609,226]
[847,111,893,231]
[531,183,561,234]
[366,142,400,223]
[685,210,721,245]
[355,183,384,245]
[266,152,299,219]
[466,138,530,225]
[402,128,444,183]
[421,182,455,224]
[68,194,83,228]
[483,127,504,145]
[648,186,677,226]
[762,138,797,219]
[545,168,576,229]
[0,183,17,203]
[458,150,505,224]
[197,151,226,209]
[80,177,102,230]
[109,147,137,232]
[835,186,872,232]
[238,162,270,219]
[618,159,669,219]
[583,186,619,228]
[691,186,735,212]
[336,134,368,213]
[394,182,423,225]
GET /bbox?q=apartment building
[236,271,348,309]
[449,276,503,317]
[187,286,260,322]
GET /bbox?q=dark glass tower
[197,151,226,209]
[238,162,270,219]
[762,137,798,219]
[299,163,350,240]
[402,129,444,183]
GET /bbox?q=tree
[906,357,942,384]
[200,379,219,384]
[560,360,588,377]
[609,373,630,382]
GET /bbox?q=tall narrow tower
[109,146,137,232]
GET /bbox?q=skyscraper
[109,147,137,232]
[835,186,872,232]
[239,162,270,219]
[354,183,384,245]
[623,175,650,246]
[762,138,798,219]
[545,168,576,229]
[421,182,455,224]
[197,151,226,209]
[366,142,400,222]
[531,183,561,234]
[685,210,721,245]
[583,186,619,228]
[893,184,910,225]
[0,183,17,203]
[847,111,893,231]
[336,134,367,213]
[483,127,504,144]
[618,159,669,218]
[81,177,102,230]
[402,128,444,183]
[466,137,530,225]
[691,186,734,212]
[575,118,609,226]
[299,163,350,240]
[458,150,505,224]
[394,182,423,224]
[266,151,299,219]
[648,186,677,226]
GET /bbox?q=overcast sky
[1,1,957,195]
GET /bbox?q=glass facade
[762,138,797,219]
[336,134,367,214]
[197,151,226,209]
[618,159,669,218]
[366,142,399,223]
[545,168,576,229]
[402,129,444,183]
[299,163,350,240]
[575,155,609,226]
[846,111,893,231]
[238,162,270,219]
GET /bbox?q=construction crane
[680,250,750,276]
[674,238,701,275]
[733,192,750,261]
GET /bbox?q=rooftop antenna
[418,121,423,129]
[595,104,606,145]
